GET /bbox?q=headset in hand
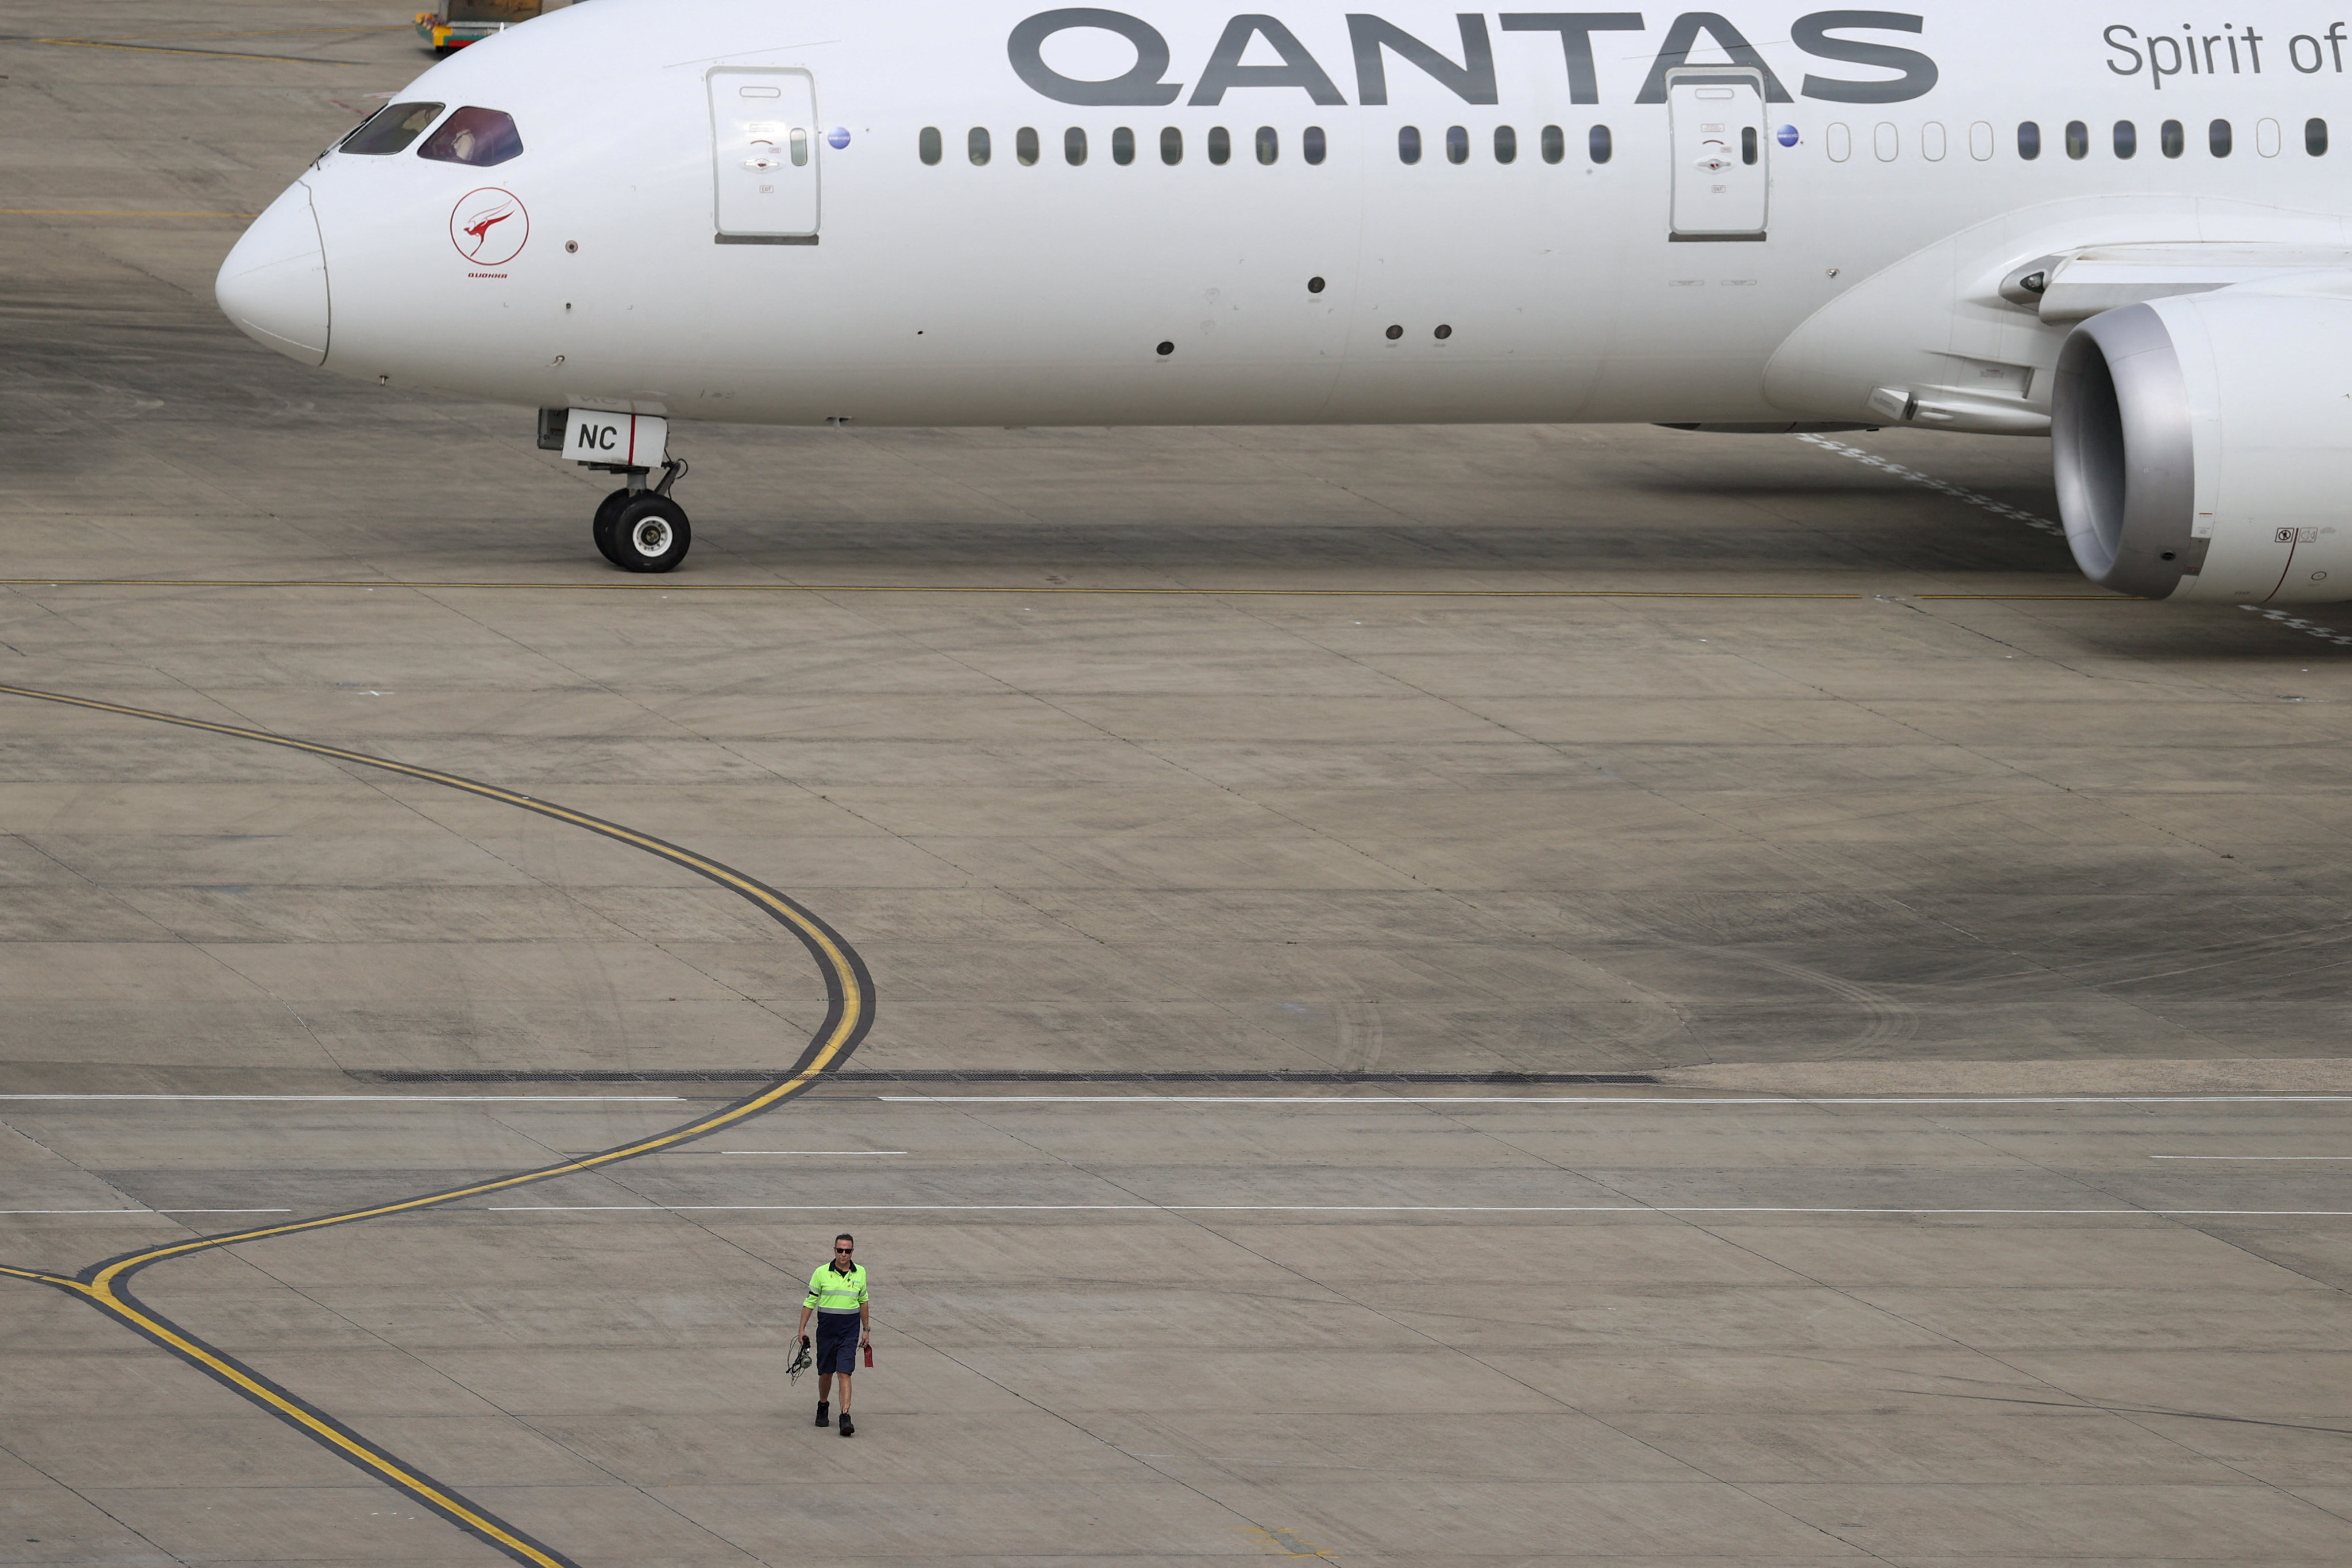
[787,1335,813,1382]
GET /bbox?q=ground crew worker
[795,1231,870,1436]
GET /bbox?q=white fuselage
[247,3,2352,430]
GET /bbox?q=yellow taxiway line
[0,1259,576,1567]
[0,682,874,1568]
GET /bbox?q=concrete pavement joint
[0,1093,689,1102]
[875,1093,2352,1104]
[483,1203,2352,1216]
[0,576,2131,598]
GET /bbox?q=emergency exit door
[709,68,818,242]
[1667,69,1767,240]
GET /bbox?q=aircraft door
[1667,69,1767,240]
[709,68,818,242]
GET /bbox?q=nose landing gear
[590,458,691,573]
[542,408,691,573]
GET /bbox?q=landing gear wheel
[612,493,690,573]
[591,487,632,566]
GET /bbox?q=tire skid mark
[0,682,875,1568]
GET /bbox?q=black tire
[611,494,690,573]
[591,487,632,566]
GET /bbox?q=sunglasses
[835,1246,854,1253]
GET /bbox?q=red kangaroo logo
[460,207,513,256]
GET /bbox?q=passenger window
[1304,125,1327,165]
[970,127,991,165]
[1494,125,1517,164]
[789,127,809,167]
[2017,120,2041,160]
[1065,126,1087,165]
[1399,125,1422,164]
[2160,119,2183,158]
[1588,124,1612,164]
[2309,117,2330,155]
[342,101,443,155]
[1446,125,1469,164]
[1160,126,1183,165]
[1741,125,1758,164]
[1112,126,1135,165]
[1256,126,1277,164]
[2210,118,2232,156]
[2112,120,2135,158]
[1208,126,1231,165]
[1541,124,1564,164]
[919,126,942,165]
[417,106,522,167]
[2065,120,2088,159]
[1016,126,1039,165]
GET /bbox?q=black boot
[814,1400,829,1427]
[838,1411,855,1437]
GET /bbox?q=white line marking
[2150,1154,2352,1160]
[1797,433,2066,537]
[0,1208,294,1215]
[877,1094,2352,1106]
[481,1203,2352,1216]
[2239,605,2352,647]
[0,1094,686,1103]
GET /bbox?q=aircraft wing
[2008,244,2352,323]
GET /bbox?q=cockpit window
[341,102,445,156]
[418,106,524,168]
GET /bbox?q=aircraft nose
[215,181,330,366]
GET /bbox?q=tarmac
[7,7,2352,1567]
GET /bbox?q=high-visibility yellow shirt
[804,1260,868,1314]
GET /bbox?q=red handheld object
[863,1343,874,1369]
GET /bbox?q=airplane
[214,2,2352,603]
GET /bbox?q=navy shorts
[814,1312,862,1375]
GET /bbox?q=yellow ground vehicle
[414,0,574,55]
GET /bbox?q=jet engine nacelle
[2054,287,2352,604]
